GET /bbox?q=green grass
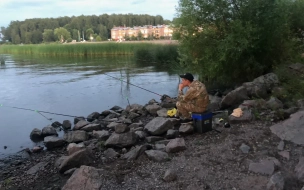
[0,43,179,59]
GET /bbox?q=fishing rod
[104,73,163,97]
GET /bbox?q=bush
[174,0,304,86]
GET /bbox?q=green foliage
[274,64,304,102]
[43,29,55,42]
[95,36,102,41]
[1,14,168,44]
[54,27,71,42]
[174,0,302,86]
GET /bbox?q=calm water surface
[0,55,179,157]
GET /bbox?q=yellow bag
[167,108,177,117]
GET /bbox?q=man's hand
[179,83,185,91]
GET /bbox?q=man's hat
[179,73,194,81]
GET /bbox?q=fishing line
[104,73,163,97]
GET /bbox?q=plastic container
[191,112,213,133]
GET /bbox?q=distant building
[111,25,173,40]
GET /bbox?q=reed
[0,43,178,58]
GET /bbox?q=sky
[0,0,179,28]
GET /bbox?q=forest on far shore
[0,14,171,44]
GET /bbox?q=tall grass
[0,43,178,58]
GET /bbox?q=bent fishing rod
[103,73,163,97]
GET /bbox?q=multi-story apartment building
[111,25,173,40]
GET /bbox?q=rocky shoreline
[1,70,304,190]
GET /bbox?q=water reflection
[0,55,180,157]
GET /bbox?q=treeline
[0,14,170,44]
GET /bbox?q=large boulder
[242,82,268,98]
[62,166,104,190]
[295,157,304,182]
[144,117,173,135]
[208,95,222,111]
[115,123,130,133]
[252,73,279,90]
[105,131,138,148]
[166,138,186,153]
[64,131,88,143]
[121,145,149,161]
[92,130,110,141]
[44,136,66,149]
[58,149,94,173]
[67,143,85,155]
[62,120,72,130]
[220,86,249,108]
[125,104,144,112]
[87,112,100,122]
[266,97,284,110]
[145,150,169,162]
[41,126,58,137]
[270,110,304,145]
[145,104,162,116]
[73,120,90,130]
[30,128,42,141]
[80,123,102,132]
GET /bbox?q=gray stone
[73,120,89,130]
[148,99,158,104]
[278,151,290,160]
[122,145,149,160]
[145,136,164,143]
[208,95,222,111]
[144,117,173,135]
[107,122,120,130]
[132,127,144,132]
[41,126,58,137]
[115,123,129,133]
[229,110,253,124]
[145,104,162,116]
[249,160,275,175]
[30,128,42,141]
[166,129,179,139]
[270,111,304,145]
[32,146,44,153]
[240,143,250,153]
[252,73,279,90]
[63,168,77,176]
[67,143,85,155]
[105,131,138,148]
[157,108,168,117]
[87,112,100,122]
[58,149,94,173]
[295,157,304,182]
[128,122,143,129]
[267,172,285,190]
[145,150,169,162]
[277,141,284,151]
[26,162,48,175]
[80,123,102,132]
[155,140,171,146]
[110,105,124,112]
[163,169,177,182]
[44,136,66,149]
[155,144,166,151]
[64,131,88,143]
[62,166,103,190]
[92,130,110,141]
[62,120,72,130]
[74,116,85,125]
[104,148,119,158]
[220,86,249,108]
[266,97,283,110]
[125,104,144,112]
[179,124,194,134]
[242,82,268,99]
[166,138,186,153]
[135,131,146,139]
[239,99,267,110]
[127,112,140,120]
[288,63,304,74]
[121,118,132,124]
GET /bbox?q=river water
[0,55,180,157]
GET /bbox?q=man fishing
[176,73,209,120]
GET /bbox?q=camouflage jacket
[178,80,209,111]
